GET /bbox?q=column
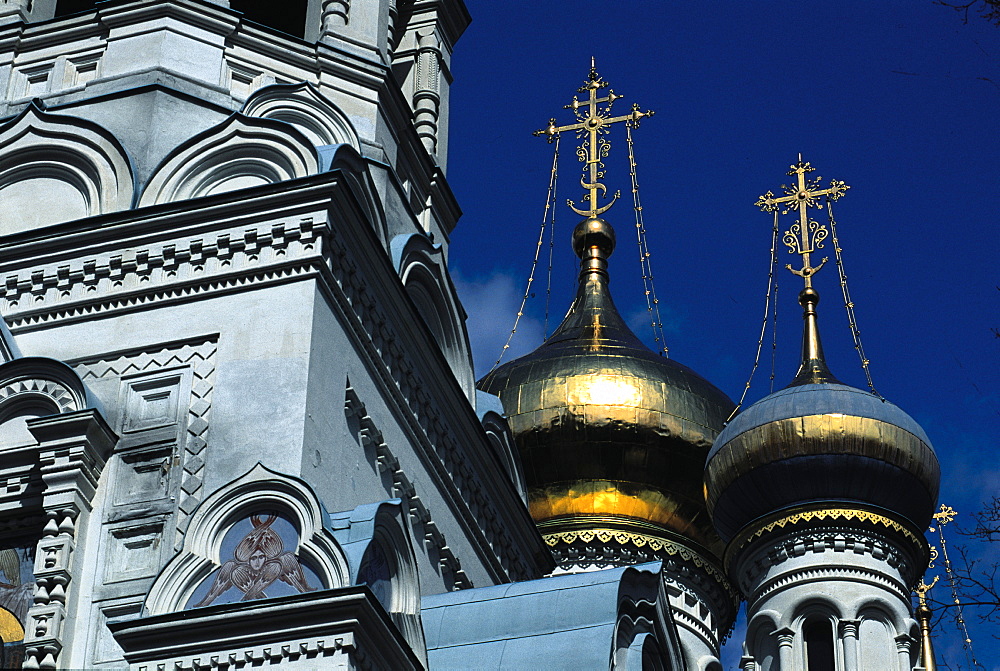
[895,633,914,671]
[775,627,795,670]
[839,619,860,671]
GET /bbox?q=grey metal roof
[422,563,660,670]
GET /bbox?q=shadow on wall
[55,0,308,39]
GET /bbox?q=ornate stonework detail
[345,384,472,591]
[0,103,134,235]
[242,82,361,150]
[23,509,77,669]
[20,410,116,670]
[321,0,351,31]
[137,115,319,207]
[0,378,78,414]
[3,219,319,330]
[72,337,217,544]
[138,636,358,671]
[330,228,532,582]
[412,31,441,155]
[736,524,919,599]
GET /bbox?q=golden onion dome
[478,217,735,562]
[705,288,941,544]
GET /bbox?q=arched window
[803,619,835,671]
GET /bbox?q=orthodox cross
[534,60,654,218]
[755,155,849,288]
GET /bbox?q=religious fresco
[187,514,320,608]
[0,545,35,669]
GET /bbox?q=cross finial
[755,155,849,289]
[533,64,654,219]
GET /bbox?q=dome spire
[755,155,850,386]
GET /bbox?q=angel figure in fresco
[193,514,316,607]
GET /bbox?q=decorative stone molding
[111,587,422,671]
[0,103,134,235]
[412,30,441,155]
[22,409,117,670]
[0,357,93,422]
[329,499,426,666]
[475,391,526,504]
[329,223,542,582]
[242,82,361,150]
[72,337,218,544]
[734,523,920,604]
[138,114,319,207]
[2,214,321,330]
[143,463,350,616]
[321,0,351,32]
[390,232,474,398]
[345,382,472,592]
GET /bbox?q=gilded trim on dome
[724,505,928,570]
[542,526,737,601]
[705,412,940,511]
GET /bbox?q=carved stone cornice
[732,518,925,608]
[726,504,929,587]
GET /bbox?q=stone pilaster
[22,410,116,670]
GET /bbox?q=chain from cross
[534,61,654,218]
[755,155,849,288]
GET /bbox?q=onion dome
[478,217,735,564]
[705,287,940,544]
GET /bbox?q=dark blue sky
[446,2,1000,667]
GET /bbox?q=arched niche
[476,391,526,503]
[0,356,95,448]
[324,144,388,245]
[0,103,134,235]
[390,233,475,398]
[138,114,318,207]
[143,463,350,616]
[330,499,426,667]
[745,610,780,671]
[242,82,361,150]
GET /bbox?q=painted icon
[191,514,317,608]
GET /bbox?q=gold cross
[534,60,654,218]
[755,155,849,288]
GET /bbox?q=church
[0,0,941,669]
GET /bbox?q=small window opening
[804,620,835,671]
[230,0,306,39]
[56,0,307,39]
[54,0,97,17]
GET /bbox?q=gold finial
[755,156,850,289]
[757,156,849,386]
[915,576,939,671]
[534,63,654,219]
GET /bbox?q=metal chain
[728,210,780,423]
[625,123,668,356]
[770,274,779,394]
[490,134,560,372]
[826,199,881,398]
[543,145,559,339]
[931,505,984,670]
